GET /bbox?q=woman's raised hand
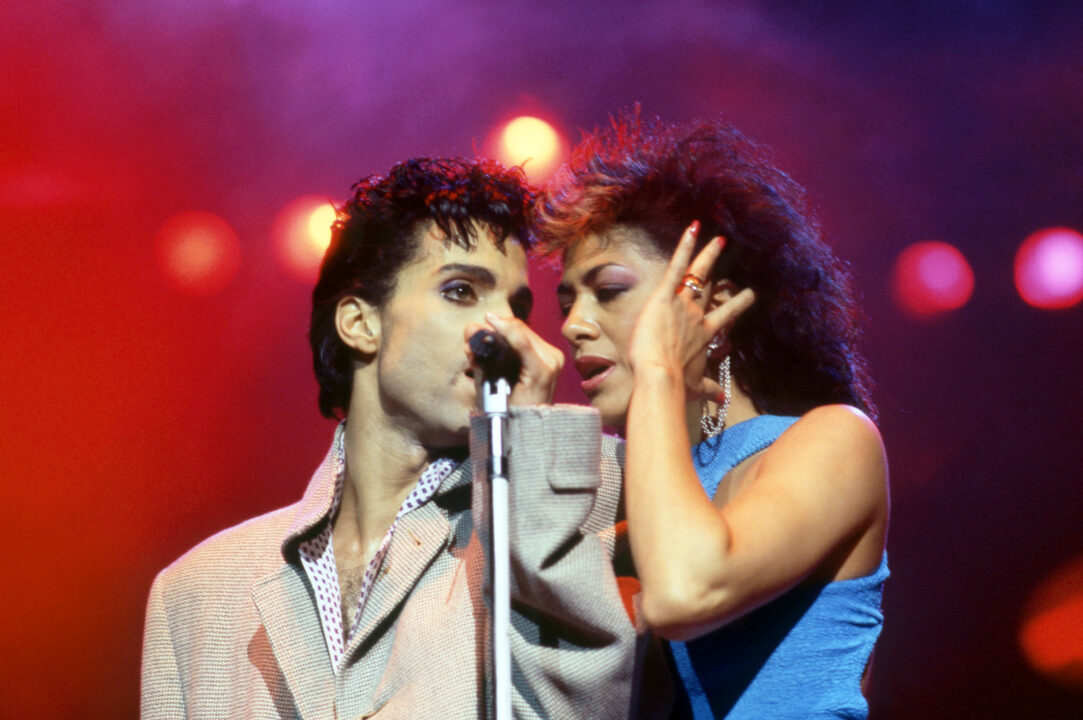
[628,221,755,399]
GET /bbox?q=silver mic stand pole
[479,374,512,720]
[470,329,518,720]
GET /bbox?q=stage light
[1019,554,1083,689]
[891,241,974,317]
[497,116,563,182]
[156,211,241,295]
[273,195,337,280]
[1014,227,1083,309]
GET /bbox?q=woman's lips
[575,356,615,393]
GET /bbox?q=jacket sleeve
[141,573,187,720]
[470,404,639,720]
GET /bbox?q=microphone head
[468,329,521,385]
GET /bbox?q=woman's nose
[561,301,599,345]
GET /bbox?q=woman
[534,113,889,719]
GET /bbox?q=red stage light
[891,241,974,317]
[493,116,564,183]
[1014,227,1083,309]
[273,195,337,280]
[156,211,241,295]
[1019,554,1083,689]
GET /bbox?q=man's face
[372,222,531,448]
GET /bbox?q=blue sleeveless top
[669,415,888,719]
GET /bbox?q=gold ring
[678,273,705,298]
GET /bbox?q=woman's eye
[556,291,574,317]
[442,281,477,303]
[596,286,627,303]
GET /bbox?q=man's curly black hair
[310,157,535,419]
[535,110,875,419]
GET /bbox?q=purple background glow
[2,1,1082,717]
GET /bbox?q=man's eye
[442,281,477,303]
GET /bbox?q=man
[141,158,638,718]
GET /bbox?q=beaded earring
[702,336,731,439]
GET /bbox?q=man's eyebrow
[437,263,497,286]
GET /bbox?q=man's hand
[466,313,564,406]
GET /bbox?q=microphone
[469,329,521,386]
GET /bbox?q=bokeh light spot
[496,116,563,182]
[1019,554,1083,689]
[892,241,974,317]
[273,196,337,280]
[1014,227,1083,309]
[156,211,241,295]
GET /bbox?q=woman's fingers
[668,226,728,310]
[704,287,755,338]
[694,377,725,402]
[662,221,701,295]
[683,236,725,306]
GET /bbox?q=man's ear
[335,295,381,356]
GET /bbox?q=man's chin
[419,416,472,451]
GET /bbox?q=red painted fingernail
[716,236,726,248]
[689,220,700,238]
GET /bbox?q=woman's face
[557,225,669,429]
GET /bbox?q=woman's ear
[707,279,741,312]
[707,279,742,356]
[335,295,381,356]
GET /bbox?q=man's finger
[485,313,533,352]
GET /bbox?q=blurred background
[2,1,1081,717]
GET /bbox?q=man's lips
[575,356,615,393]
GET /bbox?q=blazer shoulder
[153,503,299,603]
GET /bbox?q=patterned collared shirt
[297,426,457,673]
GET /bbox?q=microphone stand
[479,374,513,720]
[470,329,519,720]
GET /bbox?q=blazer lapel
[346,462,469,655]
[252,563,336,720]
[249,426,342,719]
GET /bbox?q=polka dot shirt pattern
[298,429,457,673]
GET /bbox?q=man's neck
[333,410,435,565]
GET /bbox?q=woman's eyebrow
[556,263,618,295]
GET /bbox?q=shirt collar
[282,421,471,560]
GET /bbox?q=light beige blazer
[142,405,654,719]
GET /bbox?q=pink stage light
[273,196,337,280]
[892,241,975,317]
[156,211,241,295]
[492,116,564,182]
[1014,227,1083,309]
